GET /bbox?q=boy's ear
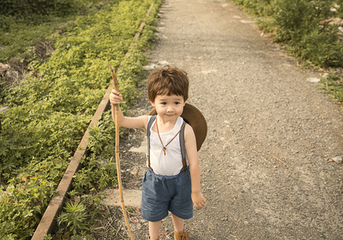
[150,100,155,107]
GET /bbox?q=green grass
[320,74,343,103]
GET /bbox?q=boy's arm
[110,90,148,129]
[184,124,206,209]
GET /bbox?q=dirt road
[99,0,343,239]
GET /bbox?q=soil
[93,0,343,239]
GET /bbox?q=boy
[109,65,206,240]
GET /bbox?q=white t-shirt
[147,116,188,176]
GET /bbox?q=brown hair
[147,65,189,102]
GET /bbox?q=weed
[320,74,343,103]
[57,201,89,235]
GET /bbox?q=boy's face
[150,94,185,122]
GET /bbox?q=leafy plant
[57,201,89,235]
[287,26,343,68]
[0,174,56,239]
[0,0,161,238]
[0,0,80,18]
[320,74,343,103]
[0,0,158,182]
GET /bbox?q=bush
[287,26,343,67]
[320,74,343,103]
[0,0,79,18]
[0,0,161,238]
[0,173,56,239]
[57,201,89,235]
[231,0,343,68]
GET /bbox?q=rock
[143,60,170,70]
[0,106,9,113]
[322,73,329,79]
[0,63,10,75]
[129,139,146,153]
[307,77,321,83]
[101,189,142,208]
[130,167,138,175]
[331,156,343,164]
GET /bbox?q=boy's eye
[175,102,180,105]
[161,102,167,105]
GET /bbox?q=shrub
[0,0,161,238]
[320,74,343,103]
[231,0,343,68]
[0,174,56,239]
[287,26,343,68]
[0,0,79,18]
[57,201,89,235]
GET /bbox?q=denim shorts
[141,167,193,222]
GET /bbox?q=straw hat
[148,103,207,151]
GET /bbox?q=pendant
[162,147,166,155]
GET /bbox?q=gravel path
[97,0,343,239]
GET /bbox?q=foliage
[0,0,161,238]
[0,174,56,239]
[231,0,343,68]
[55,1,162,235]
[232,0,278,16]
[0,0,81,18]
[57,201,89,235]
[286,26,343,68]
[332,0,343,18]
[54,112,119,237]
[320,74,343,103]
[0,18,57,62]
[273,0,343,68]
[0,0,106,62]
[71,112,119,195]
[0,0,157,183]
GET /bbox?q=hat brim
[148,103,207,151]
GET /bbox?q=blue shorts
[142,167,193,222]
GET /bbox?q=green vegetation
[0,0,101,63]
[0,0,79,17]
[0,0,161,238]
[2,0,342,238]
[321,74,343,103]
[231,0,343,104]
[57,201,89,235]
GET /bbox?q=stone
[307,77,320,83]
[129,139,146,153]
[130,167,138,175]
[332,156,343,164]
[101,189,142,208]
[0,63,10,74]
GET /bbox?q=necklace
[155,119,185,155]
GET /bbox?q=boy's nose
[167,105,174,112]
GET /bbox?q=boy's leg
[149,221,162,240]
[171,213,184,232]
[172,214,192,240]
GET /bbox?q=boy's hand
[191,192,206,210]
[110,90,123,105]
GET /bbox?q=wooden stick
[109,64,134,240]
